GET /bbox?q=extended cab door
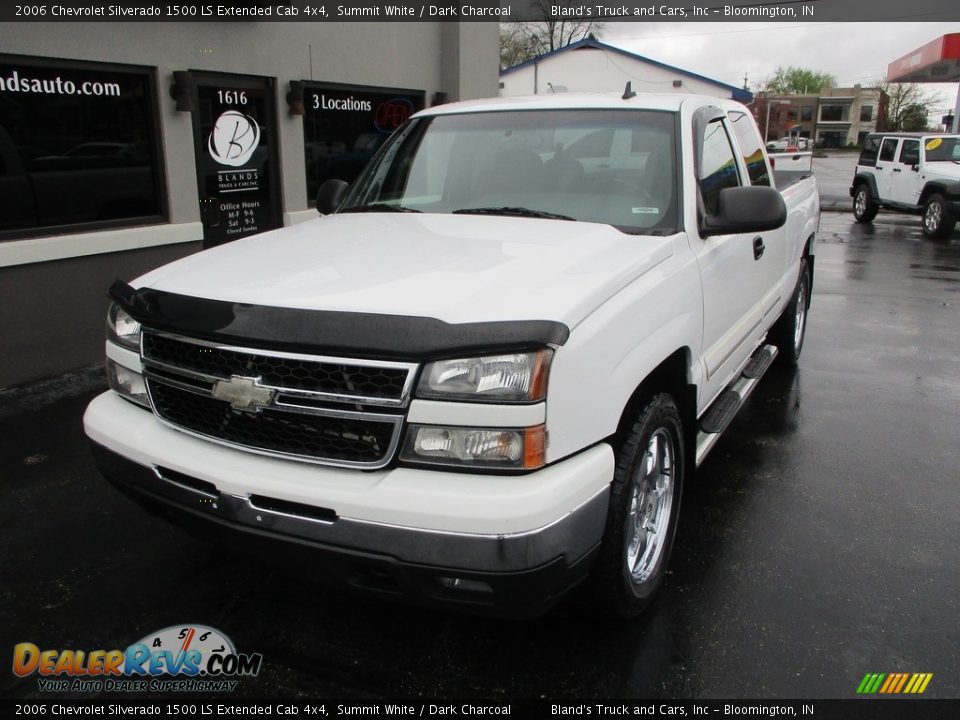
[889,138,922,206]
[873,137,900,201]
[693,114,769,408]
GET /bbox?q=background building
[0,23,499,388]
[499,38,752,102]
[754,86,887,147]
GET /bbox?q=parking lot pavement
[2,212,959,701]
[809,152,859,210]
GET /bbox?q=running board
[695,344,778,467]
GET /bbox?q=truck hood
[135,213,675,330]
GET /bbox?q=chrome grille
[140,330,417,468]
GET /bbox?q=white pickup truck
[84,92,819,618]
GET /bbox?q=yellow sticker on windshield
[925,138,943,150]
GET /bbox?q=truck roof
[415,92,744,117]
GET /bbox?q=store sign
[191,76,281,247]
[301,82,424,203]
[208,110,260,168]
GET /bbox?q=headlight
[106,302,141,351]
[400,424,546,470]
[416,350,551,403]
[106,358,149,408]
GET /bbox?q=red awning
[887,34,960,83]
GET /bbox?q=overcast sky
[603,22,960,119]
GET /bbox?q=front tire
[592,393,685,618]
[852,184,878,223]
[771,259,810,366]
[922,193,956,239]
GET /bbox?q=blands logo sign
[208,110,260,167]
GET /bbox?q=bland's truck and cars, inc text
[84,91,819,617]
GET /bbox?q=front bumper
[85,392,614,616]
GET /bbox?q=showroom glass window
[0,56,165,238]
[300,82,424,205]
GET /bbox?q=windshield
[924,136,960,162]
[340,109,679,234]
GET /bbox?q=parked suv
[850,133,960,238]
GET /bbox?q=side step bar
[695,344,778,467]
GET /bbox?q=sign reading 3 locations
[301,81,424,204]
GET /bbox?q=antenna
[622,81,636,100]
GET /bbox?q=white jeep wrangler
[850,133,960,238]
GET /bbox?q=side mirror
[702,186,787,237]
[911,164,920,172]
[316,179,349,215]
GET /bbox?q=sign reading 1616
[218,90,247,106]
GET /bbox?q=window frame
[697,116,743,218]
[726,110,771,188]
[879,138,899,163]
[0,53,168,242]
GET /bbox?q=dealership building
[0,22,498,388]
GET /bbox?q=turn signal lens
[401,424,546,471]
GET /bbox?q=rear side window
[879,138,898,162]
[698,119,741,216]
[858,136,881,167]
[727,111,770,187]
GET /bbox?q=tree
[762,67,836,95]
[900,104,930,132]
[499,2,605,69]
[875,81,938,131]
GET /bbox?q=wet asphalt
[1,209,959,702]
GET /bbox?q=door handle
[753,236,765,260]
[893,168,902,173]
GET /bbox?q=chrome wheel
[925,200,943,233]
[793,275,807,350]
[854,189,867,217]
[626,428,675,584]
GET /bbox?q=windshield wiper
[452,206,575,221]
[340,203,421,213]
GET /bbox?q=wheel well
[802,234,815,306]
[616,348,697,463]
[918,184,947,206]
[853,173,878,198]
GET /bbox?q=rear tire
[922,193,956,239]
[772,259,810,366]
[852,184,878,223]
[591,393,685,618]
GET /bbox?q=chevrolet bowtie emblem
[211,375,276,412]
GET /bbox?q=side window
[726,110,770,187]
[899,140,919,166]
[699,119,741,216]
[879,138,898,162]
[858,136,881,166]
